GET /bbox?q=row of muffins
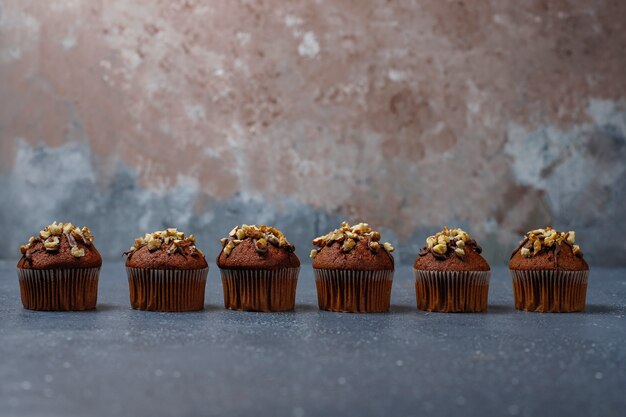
[17,221,589,313]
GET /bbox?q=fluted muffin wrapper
[313,268,394,313]
[219,267,299,312]
[17,267,100,311]
[510,269,589,313]
[413,269,491,313]
[126,267,208,312]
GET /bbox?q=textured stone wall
[1,1,625,265]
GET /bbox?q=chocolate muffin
[217,225,300,312]
[17,222,102,311]
[124,228,208,312]
[414,227,490,312]
[509,227,589,312]
[311,222,395,313]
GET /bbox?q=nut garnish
[124,228,204,259]
[19,222,96,261]
[71,246,85,258]
[311,222,395,255]
[147,238,162,251]
[220,225,295,257]
[310,249,318,259]
[342,238,356,252]
[44,236,60,251]
[515,227,584,259]
[417,227,482,260]
[224,241,235,256]
[567,231,576,245]
[48,222,63,236]
[432,243,447,254]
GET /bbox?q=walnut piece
[71,246,85,258]
[220,225,294,257]
[518,227,583,258]
[20,222,97,258]
[311,222,393,255]
[126,228,201,258]
[432,243,447,254]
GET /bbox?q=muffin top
[310,222,394,270]
[216,225,300,270]
[124,228,208,270]
[18,222,102,270]
[509,227,588,271]
[413,227,489,272]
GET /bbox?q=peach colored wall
[1,1,625,264]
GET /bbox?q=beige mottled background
[1,0,625,264]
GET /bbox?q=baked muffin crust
[18,222,102,270]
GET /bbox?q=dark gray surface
[0,261,624,417]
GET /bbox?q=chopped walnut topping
[432,243,447,254]
[71,246,85,258]
[516,227,584,258]
[533,239,542,255]
[220,225,295,257]
[417,227,482,260]
[310,249,318,259]
[48,222,63,236]
[43,237,60,250]
[124,228,204,259]
[311,222,394,255]
[342,238,357,252]
[567,231,576,245]
[256,238,268,248]
[147,238,163,251]
[224,241,235,256]
[19,222,96,259]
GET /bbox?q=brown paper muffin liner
[510,269,589,312]
[17,267,100,311]
[126,267,208,312]
[219,267,299,312]
[313,269,394,313]
[413,269,491,313]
